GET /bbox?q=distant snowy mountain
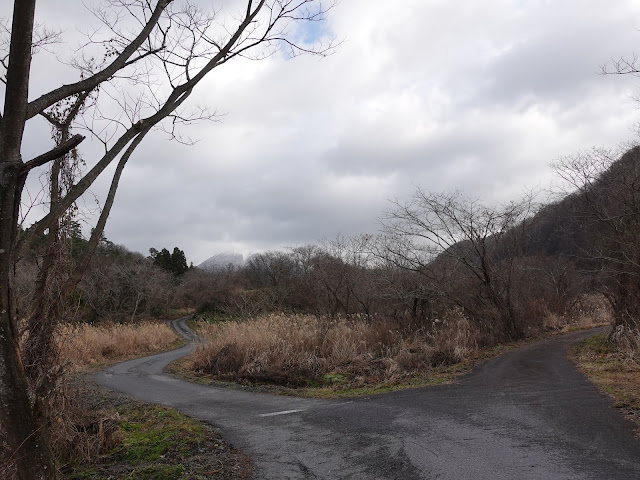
[197,253,245,271]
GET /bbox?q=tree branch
[20,134,85,173]
[26,0,172,120]
[16,86,193,258]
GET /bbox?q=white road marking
[258,409,304,417]
[150,374,178,382]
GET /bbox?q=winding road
[95,318,640,479]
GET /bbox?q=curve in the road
[95,319,640,479]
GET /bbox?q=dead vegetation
[186,295,615,393]
[2,321,182,480]
[611,324,640,365]
[188,310,479,389]
[542,293,613,332]
[57,321,179,371]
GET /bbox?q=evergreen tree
[171,247,189,276]
[150,246,188,276]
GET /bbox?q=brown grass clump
[542,293,613,332]
[189,309,478,388]
[58,321,179,371]
[610,325,640,364]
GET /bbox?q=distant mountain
[197,253,245,271]
[434,146,640,267]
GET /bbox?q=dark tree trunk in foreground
[0,1,58,478]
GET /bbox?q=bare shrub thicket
[540,293,612,331]
[189,310,478,388]
[78,251,175,323]
[380,190,538,340]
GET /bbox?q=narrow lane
[95,319,640,479]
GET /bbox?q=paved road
[95,318,640,479]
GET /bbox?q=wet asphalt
[94,318,640,479]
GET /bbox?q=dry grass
[2,322,180,479]
[188,309,478,389]
[542,293,613,332]
[57,321,179,371]
[611,324,640,364]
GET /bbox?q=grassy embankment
[48,321,251,480]
[572,330,640,430]
[59,385,251,480]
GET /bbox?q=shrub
[189,310,479,388]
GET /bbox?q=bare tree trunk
[0,178,57,480]
[0,0,58,477]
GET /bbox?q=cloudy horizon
[5,0,640,265]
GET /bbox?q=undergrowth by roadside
[61,383,252,480]
[571,333,640,430]
[1,320,251,480]
[173,307,610,399]
[171,339,524,398]
[186,310,479,392]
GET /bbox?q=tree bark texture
[1,0,58,478]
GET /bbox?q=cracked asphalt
[94,318,640,479]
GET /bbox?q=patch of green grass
[119,426,172,463]
[113,404,206,463]
[65,470,100,480]
[574,333,615,356]
[322,373,349,385]
[64,393,251,480]
[124,464,184,480]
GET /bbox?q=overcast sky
[6,0,640,264]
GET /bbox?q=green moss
[63,398,247,479]
[124,464,184,480]
[111,404,207,465]
[119,427,173,463]
[323,373,349,385]
[575,333,615,355]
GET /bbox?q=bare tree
[0,1,335,478]
[319,234,382,319]
[77,248,174,322]
[552,146,640,335]
[380,189,536,339]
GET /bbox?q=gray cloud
[5,0,640,264]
